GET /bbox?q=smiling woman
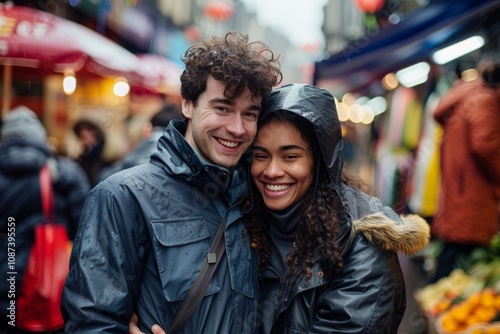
[244,83,430,334]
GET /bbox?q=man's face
[182,76,262,168]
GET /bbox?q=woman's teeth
[266,184,291,191]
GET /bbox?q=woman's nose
[263,159,285,178]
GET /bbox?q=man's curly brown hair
[244,115,350,281]
[180,31,282,105]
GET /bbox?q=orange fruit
[468,293,482,308]
[441,314,459,332]
[474,306,497,323]
[494,295,500,311]
[481,293,496,308]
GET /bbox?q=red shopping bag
[16,164,70,332]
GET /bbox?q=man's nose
[226,114,246,136]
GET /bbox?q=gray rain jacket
[62,120,259,333]
[257,84,430,334]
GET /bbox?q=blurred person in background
[62,31,282,333]
[97,103,181,182]
[0,106,90,333]
[430,60,500,283]
[72,118,108,187]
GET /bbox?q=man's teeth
[266,184,291,191]
[218,139,238,148]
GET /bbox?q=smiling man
[61,32,282,334]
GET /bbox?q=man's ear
[181,99,193,119]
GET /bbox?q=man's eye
[215,106,228,112]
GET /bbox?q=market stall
[416,234,500,333]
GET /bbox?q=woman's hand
[129,312,166,334]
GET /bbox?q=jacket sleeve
[61,185,148,333]
[311,235,406,333]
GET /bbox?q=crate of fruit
[435,289,500,333]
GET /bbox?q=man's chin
[212,154,243,169]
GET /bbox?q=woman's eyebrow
[252,145,268,152]
[252,144,305,152]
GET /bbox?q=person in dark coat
[72,118,107,187]
[62,32,282,334]
[0,106,90,333]
[246,84,430,333]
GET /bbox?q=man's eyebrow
[249,104,261,112]
[209,97,234,105]
[208,97,261,111]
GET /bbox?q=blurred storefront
[316,2,500,332]
[0,0,189,157]
[315,0,500,197]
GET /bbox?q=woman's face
[251,118,314,211]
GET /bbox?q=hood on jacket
[0,138,51,174]
[1,106,47,143]
[354,212,430,256]
[259,84,431,257]
[260,84,343,191]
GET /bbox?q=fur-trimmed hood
[354,212,430,255]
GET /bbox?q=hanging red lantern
[203,0,234,21]
[354,0,385,13]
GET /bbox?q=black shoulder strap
[166,214,227,334]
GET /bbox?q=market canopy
[313,0,500,94]
[0,4,155,114]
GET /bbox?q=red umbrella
[0,3,149,113]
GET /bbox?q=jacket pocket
[150,217,219,301]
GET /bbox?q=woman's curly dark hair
[244,114,348,281]
[180,31,282,104]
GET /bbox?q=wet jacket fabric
[0,138,90,326]
[61,120,259,333]
[258,84,430,333]
[432,79,500,245]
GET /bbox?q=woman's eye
[253,154,268,160]
[243,111,259,120]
